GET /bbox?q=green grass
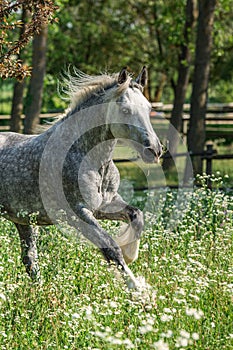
[0,81,13,115]
[0,175,232,349]
[211,142,233,187]
[114,134,233,189]
[114,143,188,189]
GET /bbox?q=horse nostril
[143,147,156,160]
[157,144,163,158]
[144,147,153,155]
[142,142,163,163]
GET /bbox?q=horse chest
[97,162,120,205]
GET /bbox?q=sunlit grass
[114,139,233,189]
[0,175,232,349]
[0,82,13,115]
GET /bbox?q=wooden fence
[151,102,233,141]
[0,113,56,132]
[114,144,233,189]
[1,103,233,135]
[1,104,232,189]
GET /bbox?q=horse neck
[74,124,117,164]
[50,103,117,165]
[72,93,119,163]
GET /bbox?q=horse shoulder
[0,132,33,148]
[97,160,120,206]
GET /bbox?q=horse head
[108,67,163,163]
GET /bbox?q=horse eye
[122,107,130,114]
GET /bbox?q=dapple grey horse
[0,67,162,289]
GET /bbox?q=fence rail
[151,102,233,113]
[1,105,232,189]
[0,113,56,131]
[114,144,233,189]
[151,103,233,141]
[1,102,233,131]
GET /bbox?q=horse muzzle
[141,144,163,164]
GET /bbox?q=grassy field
[114,142,233,189]
[0,176,232,349]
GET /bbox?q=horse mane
[60,68,132,111]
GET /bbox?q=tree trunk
[24,24,48,134]
[152,4,167,103]
[154,73,167,102]
[10,6,28,133]
[163,0,197,171]
[10,80,25,132]
[144,67,151,101]
[186,0,216,177]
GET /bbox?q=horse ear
[118,67,128,84]
[135,66,148,87]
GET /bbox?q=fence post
[205,143,214,189]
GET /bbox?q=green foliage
[0,80,13,114]
[1,0,233,110]
[0,1,58,80]
[44,0,190,108]
[41,0,233,110]
[0,176,232,349]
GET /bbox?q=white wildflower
[180,330,190,339]
[0,331,7,338]
[142,316,154,326]
[66,21,73,29]
[85,305,93,320]
[166,330,173,338]
[160,314,173,322]
[226,283,233,293]
[180,338,188,347]
[0,293,6,302]
[192,332,199,340]
[94,331,107,339]
[109,301,118,308]
[7,259,14,263]
[161,330,173,338]
[109,338,123,345]
[122,338,134,348]
[175,337,188,347]
[176,288,186,296]
[189,293,200,301]
[139,324,154,334]
[153,339,169,350]
[115,331,124,338]
[185,307,204,320]
[173,297,186,304]
[163,307,172,313]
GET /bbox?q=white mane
[61,68,132,110]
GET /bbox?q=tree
[186,0,217,177]
[44,0,191,108]
[2,0,233,132]
[0,1,57,80]
[24,23,48,134]
[10,6,28,132]
[162,0,198,171]
[209,1,233,102]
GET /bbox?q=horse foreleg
[94,194,144,264]
[73,205,140,289]
[15,223,40,280]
